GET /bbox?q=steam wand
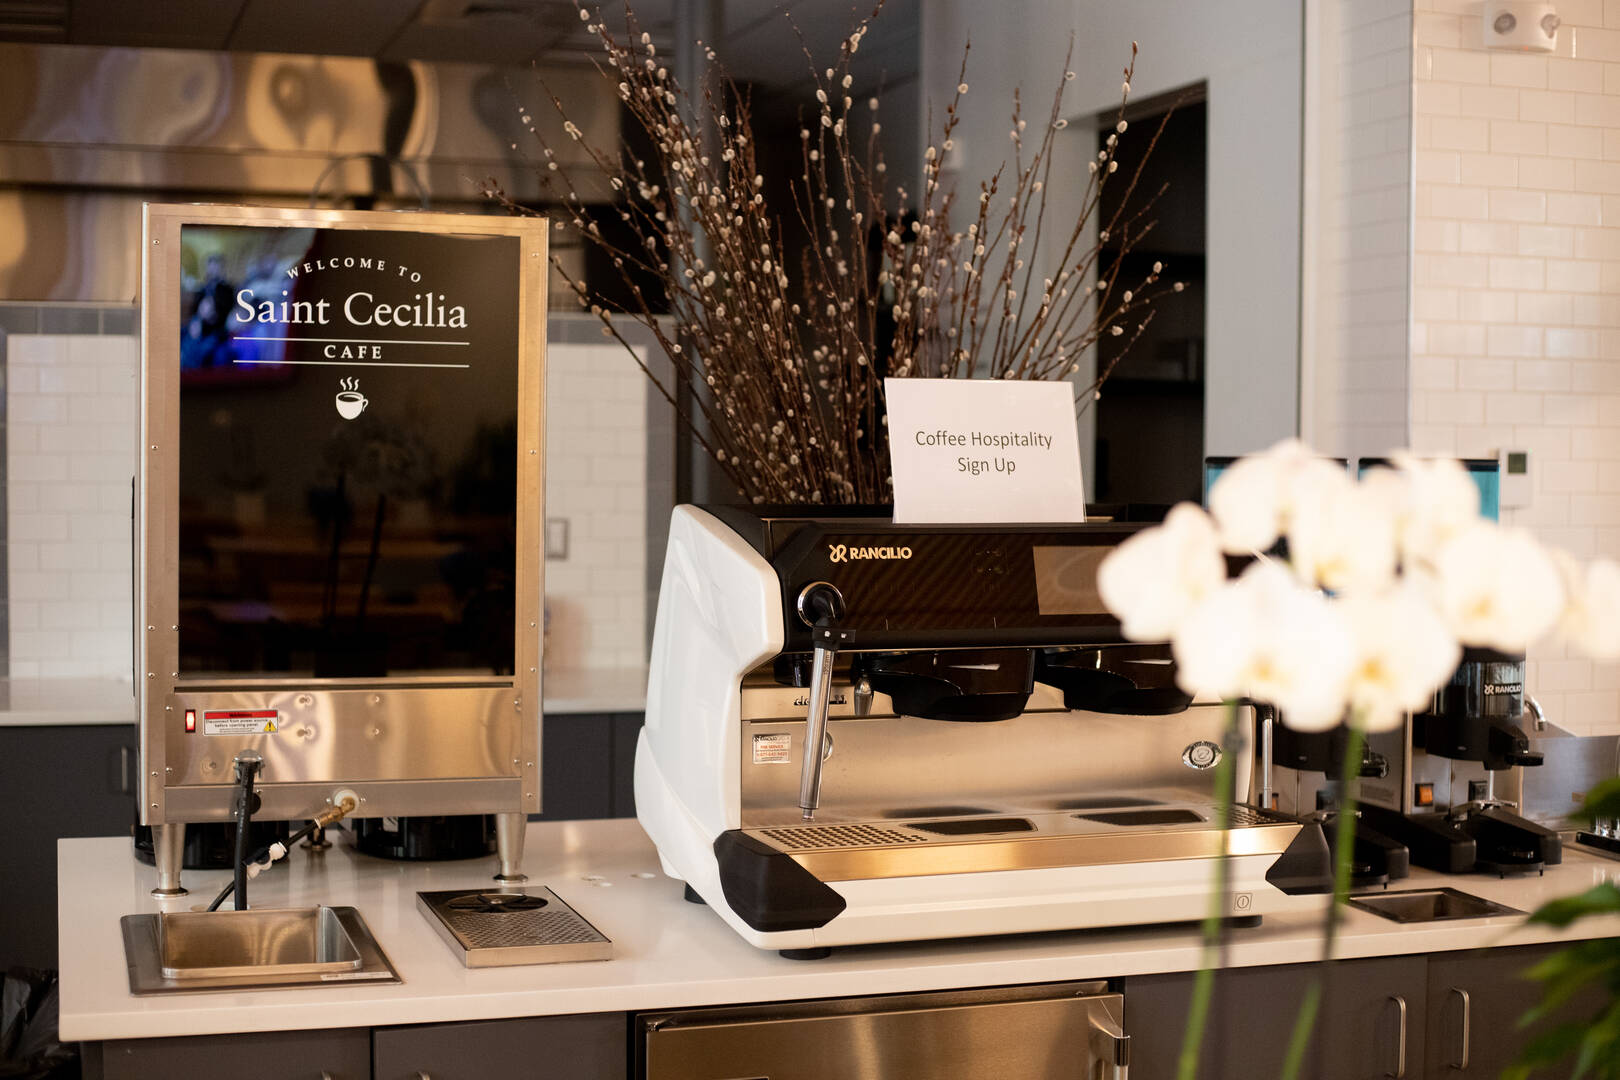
[796,583,850,821]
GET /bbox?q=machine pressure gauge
[1182,741,1222,770]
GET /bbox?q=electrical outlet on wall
[545,518,570,560]
[1499,449,1531,509]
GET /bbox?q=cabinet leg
[493,812,528,883]
[150,823,188,897]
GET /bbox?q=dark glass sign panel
[177,224,521,678]
[1031,545,1109,616]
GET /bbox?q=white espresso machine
[634,506,1333,958]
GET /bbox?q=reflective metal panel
[740,686,1251,819]
[165,685,518,786]
[641,986,1127,1080]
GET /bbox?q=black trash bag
[0,968,77,1080]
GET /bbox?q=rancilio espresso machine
[1360,649,1562,876]
[634,506,1333,957]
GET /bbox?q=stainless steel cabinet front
[640,984,1127,1080]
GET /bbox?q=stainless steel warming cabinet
[136,204,548,892]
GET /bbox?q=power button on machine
[1182,741,1222,770]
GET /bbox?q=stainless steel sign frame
[137,204,546,846]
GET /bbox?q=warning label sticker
[202,710,279,735]
[752,732,792,765]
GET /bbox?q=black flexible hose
[231,769,258,910]
[206,817,328,912]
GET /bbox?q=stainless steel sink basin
[157,906,362,978]
[1347,887,1522,923]
[122,905,399,994]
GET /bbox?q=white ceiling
[0,0,918,87]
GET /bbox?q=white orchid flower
[1433,522,1565,653]
[1338,584,1461,732]
[1173,561,1354,731]
[1285,466,1398,595]
[1207,438,1314,553]
[1555,552,1620,660]
[1380,453,1481,567]
[1096,503,1225,641]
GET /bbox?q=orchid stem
[1279,717,1367,1080]
[1174,699,1240,1080]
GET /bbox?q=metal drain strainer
[417,886,612,967]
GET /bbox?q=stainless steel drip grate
[1227,805,1280,827]
[759,823,929,850]
[417,887,612,968]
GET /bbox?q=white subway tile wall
[1414,0,1620,734]
[3,331,650,680]
[541,341,648,672]
[1310,0,1414,459]
[6,333,138,680]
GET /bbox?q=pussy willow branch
[485,4,1182,504]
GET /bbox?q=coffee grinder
[1360,648,1562,875]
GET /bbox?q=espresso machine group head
[634,506,1333,957]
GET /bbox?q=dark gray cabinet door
[537,714,614,821]
[610,713,643,817]
[1425,943,1602,1080]
[94,1028,369,1080]
[0,723,137,969]
[1125,954,1426,1080]
[373,1014,628,1080]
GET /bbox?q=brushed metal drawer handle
[1387,994,1407,1078]
[1450,986,1471,1070]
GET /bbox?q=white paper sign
[884,378,1086,523]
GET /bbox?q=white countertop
[0,678,135,726]
[58,818,1620,1042]
[0,668,644,728]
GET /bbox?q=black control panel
[704,507,1137,651]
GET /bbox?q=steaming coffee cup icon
[335,378,367,419]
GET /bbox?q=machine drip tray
[1347,887,1522,924]
[417,887,612,968]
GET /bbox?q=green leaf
[1569,1000,1620,1080]
[1521,941,1620,1026]
[1526,883,1620,929]
[1581,775,1620,823]
[1516,1020,1592,1066]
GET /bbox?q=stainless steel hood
[0,41,616,300]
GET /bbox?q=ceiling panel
[68,0,245,49]
[227,0,417,58]
[5,0,916,91]
[0,0,67,42]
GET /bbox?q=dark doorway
[1093,94,1207,507]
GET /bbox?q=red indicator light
[184,709,197,733]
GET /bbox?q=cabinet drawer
[374,1014,628,1080]
[97,1028,368,1080]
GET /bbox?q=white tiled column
[6,333,137,680]
[1412,0,1620,733]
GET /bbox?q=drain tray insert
[417,886,612,968]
